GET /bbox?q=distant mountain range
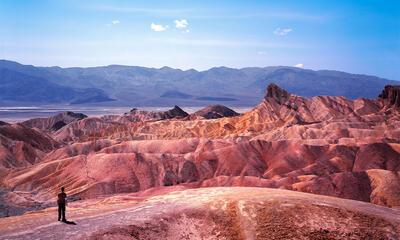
[0,60,398,106]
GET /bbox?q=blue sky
[0,0,399,79]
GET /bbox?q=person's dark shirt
[57,192,67,205]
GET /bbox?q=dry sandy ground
[0,187,399,240]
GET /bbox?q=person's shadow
[63,220,77,225]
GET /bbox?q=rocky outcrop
[191,105,239,119]
[379,85,400,108]
[264,83,290,104]
[115,106,189,123]
[0,121,8,126]
[162,105,189,119]
[22,111,87,131]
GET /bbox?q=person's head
[61,187,65,192]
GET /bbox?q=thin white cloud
[106,20,120,27]
[181,11,326,21]
[268,13,325,21]
[93,5,326,21]
[257,51,267,55]
[146,37,304,48]
[174,19,188,29]
[274,28,292,36]
[95,5,191,17]
[6,37,305,51]
[151,23,168,32]
[294,63,304,68]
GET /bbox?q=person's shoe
[58,219,61,221]
[62,219,67,222]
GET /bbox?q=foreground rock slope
[0,187,399,240]
[1,84,400,219]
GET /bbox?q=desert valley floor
[1,84,400,239]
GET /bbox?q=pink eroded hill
[0,123,58,169]
[21,111,87,132]
[1,84,400,218]
[52,84,399,142]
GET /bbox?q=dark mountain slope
[0,68,114,104]
[0,60,397,106]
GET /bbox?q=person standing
[57,187,67,222]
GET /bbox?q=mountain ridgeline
[0,60,398,106]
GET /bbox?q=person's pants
[58,204,66,221]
